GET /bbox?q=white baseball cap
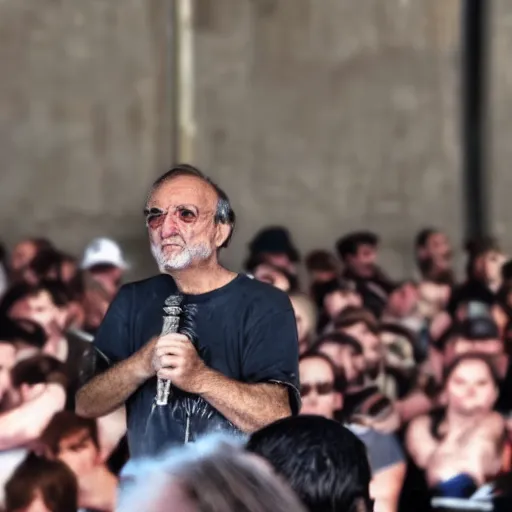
[81,237,129,270]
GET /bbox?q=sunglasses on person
[300,381,335,397]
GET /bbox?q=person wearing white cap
[81,238,129,300]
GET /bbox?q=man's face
[324,290,362,319]
[0,343,16,410]
[346,244,377,278]
[446,359,497,416]
[57,428,99,475]
[386,283,418,318]
[264,253,296,275]
[89,265,124,299]
[146,176,227,272]
[299,357,339,419]
[8,291,62,339]
[417,281,451,319]
[317,341,366,390]
[10,241,38,273]
[482,250,506,286]
[425,232,452,268]
[253,263,290,292]
[341,322,382,376]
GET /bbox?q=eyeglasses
[300,382,334,397]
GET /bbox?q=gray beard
[151,242,213,271]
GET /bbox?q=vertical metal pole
[173,0,196,163]
[462,0,490,241]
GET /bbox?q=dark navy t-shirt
[93,273,300,458]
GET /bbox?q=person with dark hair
[5,454,78,512]
[297,351,405,512]
[119,436,306,512]
[246,225,300,275]
[41,411,118,512]
[8,237,54,282]
[246,415,372,512]
[415,228,454,283]
[0,354,67,504]
[335,231,394,318]
[304,249,340,288]
[245,253,298,293]
[1,282,98,399]
[76,164,300,458]
[406,354,506,498]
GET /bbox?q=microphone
[155,294,184,406]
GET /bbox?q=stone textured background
[0,0,507,281]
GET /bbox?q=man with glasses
[76,164,300,458]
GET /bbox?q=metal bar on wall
[173,0,196,163]
[461,0,490,241]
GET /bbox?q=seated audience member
[246,225,301,275]
[1,282,98,397]
[118,436,305,512]
[447,238,503,318]
[41,411,117,512]
[1,355,68,446]
[304,250,340,287]
[298,351,405,512]
[23,249,79,287]
[406,354,505,497]
[417,279,452,322]
[414,228,454,284]
[334,307,401,399]
[289,292,318,354]
[0,327,18,412]
[247,415,372,512]
[9,238,54,283]
[0,355,67,506]
[319,279,362,322]
[5,454,78,512]
[245,253,297,293]
[81,238,129,301]
[336,231,394,318]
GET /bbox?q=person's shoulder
[236,275,293,310]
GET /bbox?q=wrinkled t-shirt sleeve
[366,430,405,473]
[93,285,132,367]
[241,306,301,414]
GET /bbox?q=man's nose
[161,213,180,239]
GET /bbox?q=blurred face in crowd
[8,291,62,340]
[417,281,451,319]
[446,359,498,416]
[299,356,339,419]
[0,342,16,410]
[146,176,231,272]
[289,295,316,353]
[57,428,100,475]
[10,240,38,274]
[323,290,362,319]
[421,232,452,270]
[88,264,124,300]
[264,253,296,275]
[386,282,418,318]
[341,322,383,378]
[482,250,507,289]
[252,263,291,292]
[317,341,366,391]
[346,244,377,279]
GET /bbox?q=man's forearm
[76,355,148,418]
[198,369,291,432]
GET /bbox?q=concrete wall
[2,0,506,282]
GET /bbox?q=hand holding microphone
[153,333,207,396]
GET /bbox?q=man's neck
[169,263,237,295]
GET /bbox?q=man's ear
[215,223,232,249]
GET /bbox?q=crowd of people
[1,220,512,511]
